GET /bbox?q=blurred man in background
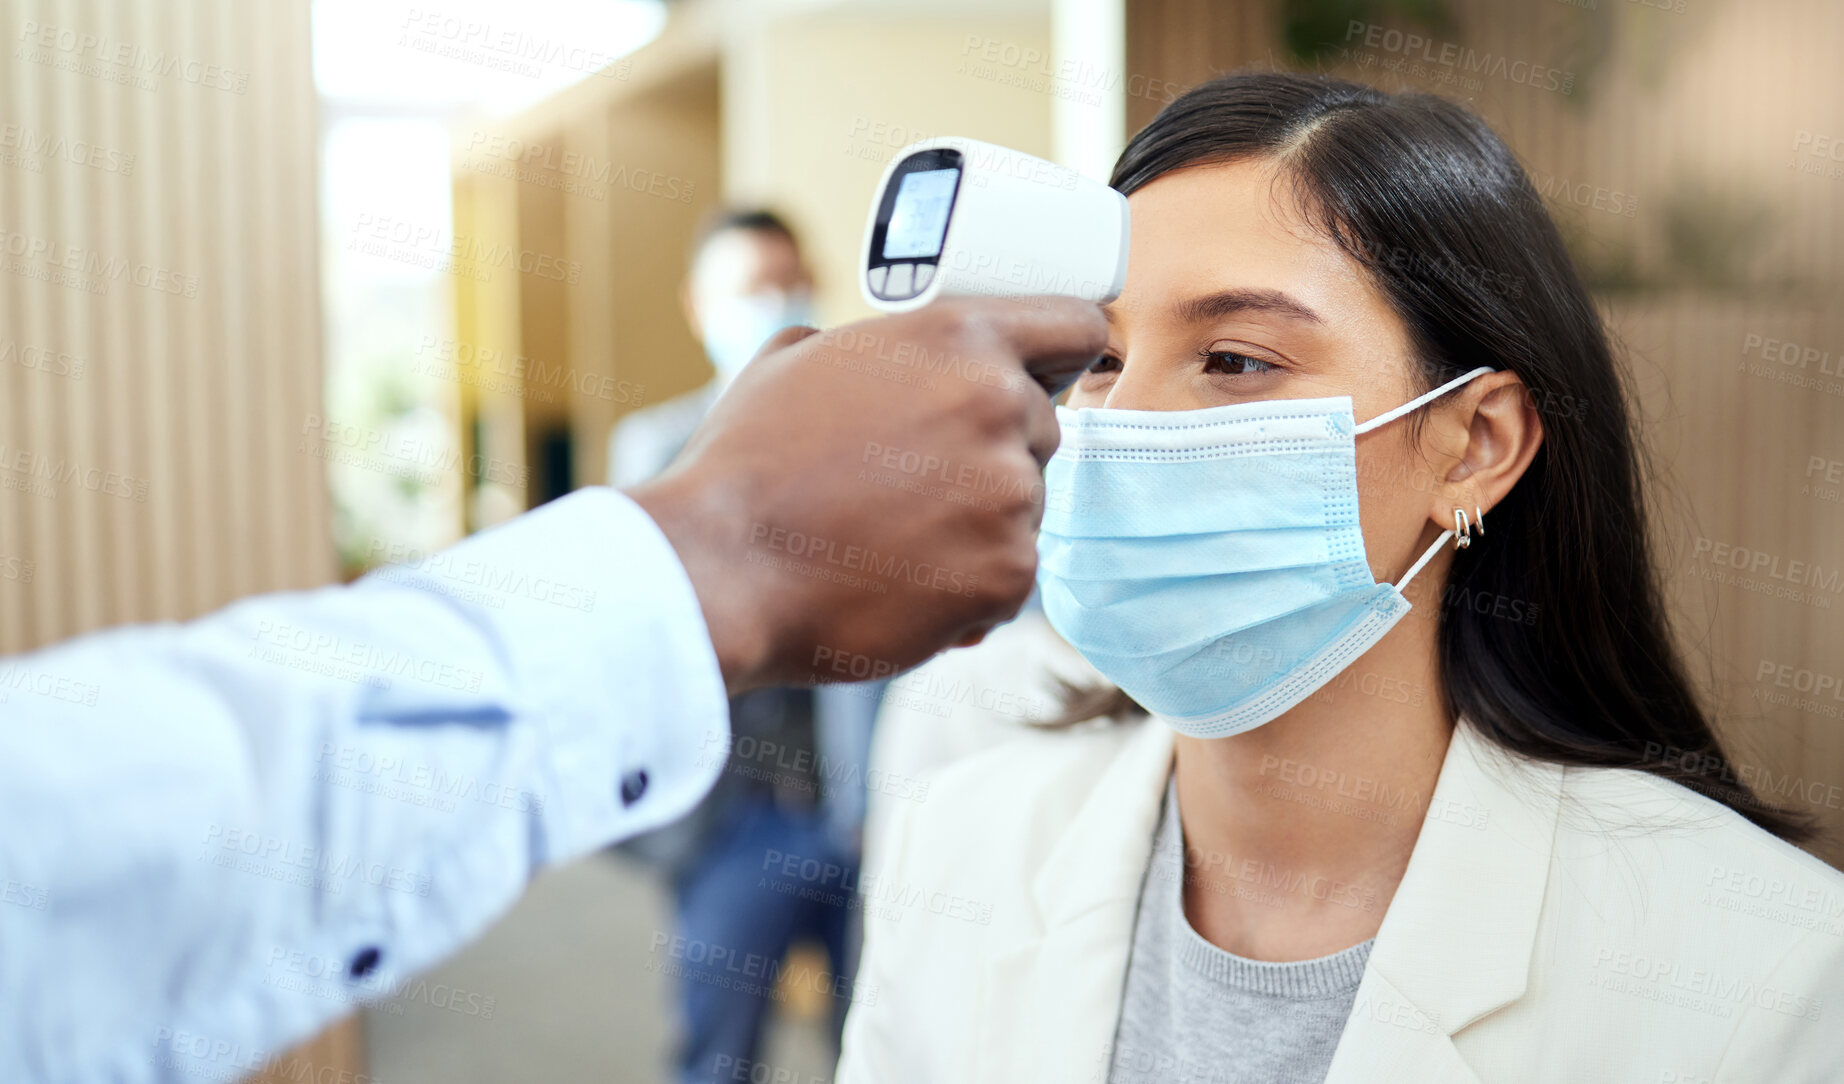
[609,209,882,1082]
[609,210,816,484]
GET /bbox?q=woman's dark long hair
[1059,70,1813,843]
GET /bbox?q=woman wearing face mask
[836,72,1844,1084]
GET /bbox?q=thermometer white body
[859,137,1129,313]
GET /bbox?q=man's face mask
[699,290,814,383]
[1035,367,1493,739]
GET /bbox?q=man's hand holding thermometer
[630,139,1129,691]
[0,144,1127,1069]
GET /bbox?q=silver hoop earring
[1453,508,1472,550]
[1474,505,1485,537]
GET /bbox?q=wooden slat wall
[0,0,356,1076]
[448,39,722,501]
[1124,0,1844,864]
[0,0,336,654]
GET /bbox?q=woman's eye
[1087,354,1123,375]
[1198,349,1276,376]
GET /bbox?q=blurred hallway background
[3,0,1842,1080]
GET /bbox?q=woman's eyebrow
[1171,287,1323,325]
[1099,288,1324,326]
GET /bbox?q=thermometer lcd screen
[882,168,959,259]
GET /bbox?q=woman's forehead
[1112,159,1394,334]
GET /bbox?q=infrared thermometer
[860,137,1129,313]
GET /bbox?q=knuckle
[990,551,1038,608]
[1001,457,1044,512]
[926,300,980,343]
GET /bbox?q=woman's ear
[1426,372,1544,531]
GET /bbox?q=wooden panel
[0,0,358,1075]
[451,62,721,496]
[1123,0,1276,132]
[0,0,337,651]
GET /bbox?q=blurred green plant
[1560,176,1791,298]
[1659,178,1778,289]
[329,359,439,577]
[1560,220,1646,295]
[1281,0,1456,65]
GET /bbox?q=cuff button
[348,946,382,981]
[619,768,649,807]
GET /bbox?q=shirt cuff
[434,486,730,860]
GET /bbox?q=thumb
[759,324,822,355]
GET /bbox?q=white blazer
[838,630,1844,1083]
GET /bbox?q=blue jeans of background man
[669,791,857,1084]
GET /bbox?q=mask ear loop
[1352,366,1497,436]
[1394,529,1452,593]
[1351,365,1496,597]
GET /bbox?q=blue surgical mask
[1035,367,1494,739]
[700,291,814,384]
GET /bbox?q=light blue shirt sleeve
[0,487,730,1083]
